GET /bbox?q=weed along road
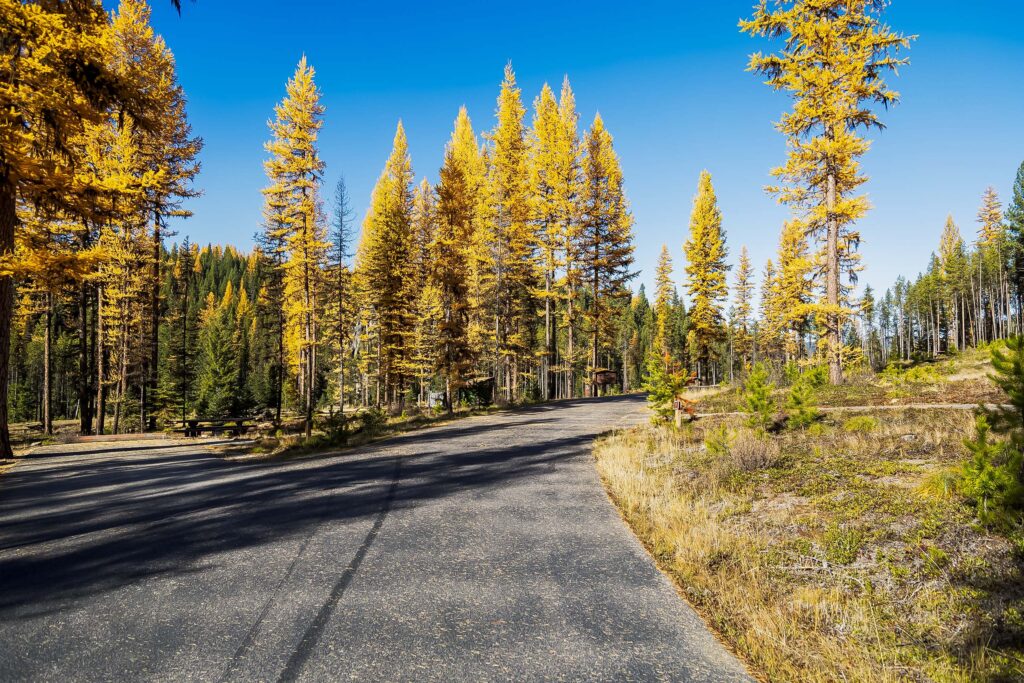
[0,395,750,682]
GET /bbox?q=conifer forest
[3,0,1023,454]
[4,1,1024,681]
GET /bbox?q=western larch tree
[579,113,636,396]
[529,83,562,400]
[938,215,967,351]
[683,170,728,384]
[529,78,582,399]
[355,121,416,411]
[653,244,675,362]
[741,0,911,384]
[432,108,481,412]
[775,220,814,361]
[0,0,158,456]
[732,245,754,368]
[758,259,782,360]
[409,178,439,404]
[486,64,537,402]
[263,57,327,437]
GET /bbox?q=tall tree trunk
[43,292,52,435]
[148,215,161,430]
[0,176,15,458]
[95,287,106,436]
[78,278,93,434]
[825,166,842,384]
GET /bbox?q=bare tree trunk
[825,167,842,384]
[43,292,52,435]
[95,287,106,436]
[148,215,161,431]
[0,177,15,458]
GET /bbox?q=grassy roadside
[595,360,1024,681]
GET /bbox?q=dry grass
[595,407,1024,682]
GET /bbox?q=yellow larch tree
[409,178,440,404]
[758,258,783,360]
[355,121,416,411]
[0,0,158,456]
[485,64,538,402]
[653,244,675,362]
[776,220,815,361]
[529,77,582,399]
[732,245,754,368]
[263,56,328,437]
[108,0,202,429]
[741,0,911,383]
[683,170,728,384]
[432,108,482,412]
[579,113,636,396]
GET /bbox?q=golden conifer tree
[0,0,158,456]
[732,245,754,368]
[556,78,584,398]
[355,121,416,410]
[433,108,482,412]
[742,0,911,383]
[683,171,728,383]
[758,259,782,359]
[485,64,537,402]
[653,245,675,361]
[776,220,814,361]
[579,113,636,395]
[263,57,327,436]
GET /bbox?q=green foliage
[742,362,774,432]
[823,523,864,565]
[643,354,690,424]
[843,415,877,433]
[961,416,1022,526]
[704,424,731,459]
[196,307,238,419]
[785,377,819,430]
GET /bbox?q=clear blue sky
[141,0,1024,299]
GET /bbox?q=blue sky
[142,0,1024,299]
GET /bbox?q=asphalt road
[0,395,750,682]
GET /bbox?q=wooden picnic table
[172,417,254,438]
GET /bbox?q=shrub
[704,424,731,458]
[961,416,1021,526]
[729,429,781,471]
[823,523,864,565]
[786,378,820,430]
[843,415,878,433]
[742,363,775,432]
[644,354,692,424]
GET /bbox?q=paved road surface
[0,395,750,682]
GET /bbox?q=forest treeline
[6,0,1020,454]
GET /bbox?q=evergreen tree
[683,170,728,383]
[196,290,238,418]
[1006,162,1024,314]
[742,0,911,384]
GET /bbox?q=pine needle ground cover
[596,355,1024,681]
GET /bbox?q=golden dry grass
[595,407,1024,682]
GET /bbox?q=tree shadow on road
[0,403,621,617]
